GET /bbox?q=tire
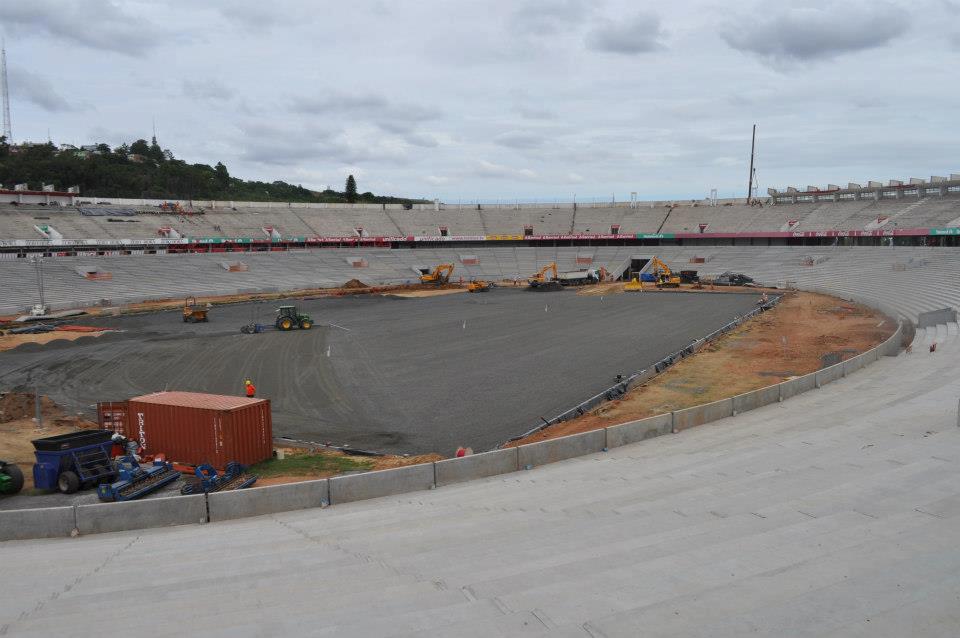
[279,318,294,331]
[300,320,312,330]
[2,463,24,494]
[57,470,80,494]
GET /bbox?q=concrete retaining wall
[517,429,606,468]
[435,448,519,487]
[732,384,781,415]
[605,414,673,448]
[0,506,76,541]
[815,363,844,387]
[843,353,866,376]
[329,463,435,504]
[672,398,734,432]
[76,495,207,535]
[780,373,817,400]
[208,480,329,522]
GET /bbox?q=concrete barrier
[435,448,519,487]
[732,384,781,415]
[843,353,866,376]
[76,495,206,535]
[329,463,435,504]
[672,398,734,432]
[208,480,329,522]
[605,414,673,448]
[518,429,606,468]
[815,363,844,388]
[863,348,879,364]
[0,506,76,541]
[779,373,817,400]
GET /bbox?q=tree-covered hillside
[0,137,426,204]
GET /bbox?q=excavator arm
[421,263,455,285]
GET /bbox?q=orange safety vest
[245,384,256,397]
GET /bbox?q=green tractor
[275,305,313,331]
[0,461,24,496]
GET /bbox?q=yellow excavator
[528,262,561,290]
[420,263,455,285]
[650,257,681,288]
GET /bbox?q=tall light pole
[746,124,757,204]
[31,254,46,314]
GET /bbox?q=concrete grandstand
[2,182,960,635]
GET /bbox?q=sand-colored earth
[0,330,109,352]
[506,290,895,446]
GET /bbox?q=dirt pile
[0,392,61,423]
[342,279,370,289]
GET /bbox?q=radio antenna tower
[1,40,11,141]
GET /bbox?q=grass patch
[251,452,374,478]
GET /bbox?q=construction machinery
[182,296,209,323]
[624,277,644,292]
[420,263,455,285]
[180,461,258,495]
[467,280,491,293]
[32,431,117,494]
[528,262,561,291]
[0,460,24,495]
[275,305,313,331]
[97,456,180,502]
[650,257,681,288]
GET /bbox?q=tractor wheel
[300,320,312,330]
[1,463,24,494]
[57,471,80,494]
[279,318,294,331]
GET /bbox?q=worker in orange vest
[244,379,256,398]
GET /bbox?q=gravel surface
[0,289,762,456]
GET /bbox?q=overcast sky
[3,0,958,201]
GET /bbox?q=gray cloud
[291,93,441,124]
[0,0,157,56]
[510,0,591,35]
[9,69,79,112]
[182,79,234,101]
[721,3,909,65]
[585,12,665,54]
[494,131,546,149]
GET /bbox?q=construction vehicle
[97,456,180,502]
[180,461,258,495]
[182,296,210,323]
[0,460,24,495]
[650,257,681,288]
[467,280,491,293]
[420,263,455,285]
[32,431,118,494]
[275,305,313,331]
[528,262,562,291]
[624,277,644,292]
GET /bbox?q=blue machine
[640,273,657,283]
[32,431,117,494]
[97,456,180,502]
[180,461,258,495]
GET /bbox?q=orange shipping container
[126,391,273,467]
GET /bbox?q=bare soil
[0,330,109,352]
[505,290,895,446]
[0,393,99,490]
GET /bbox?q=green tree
[214,161,230,189]
[129,139,150,156]
[345,174,357,203]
